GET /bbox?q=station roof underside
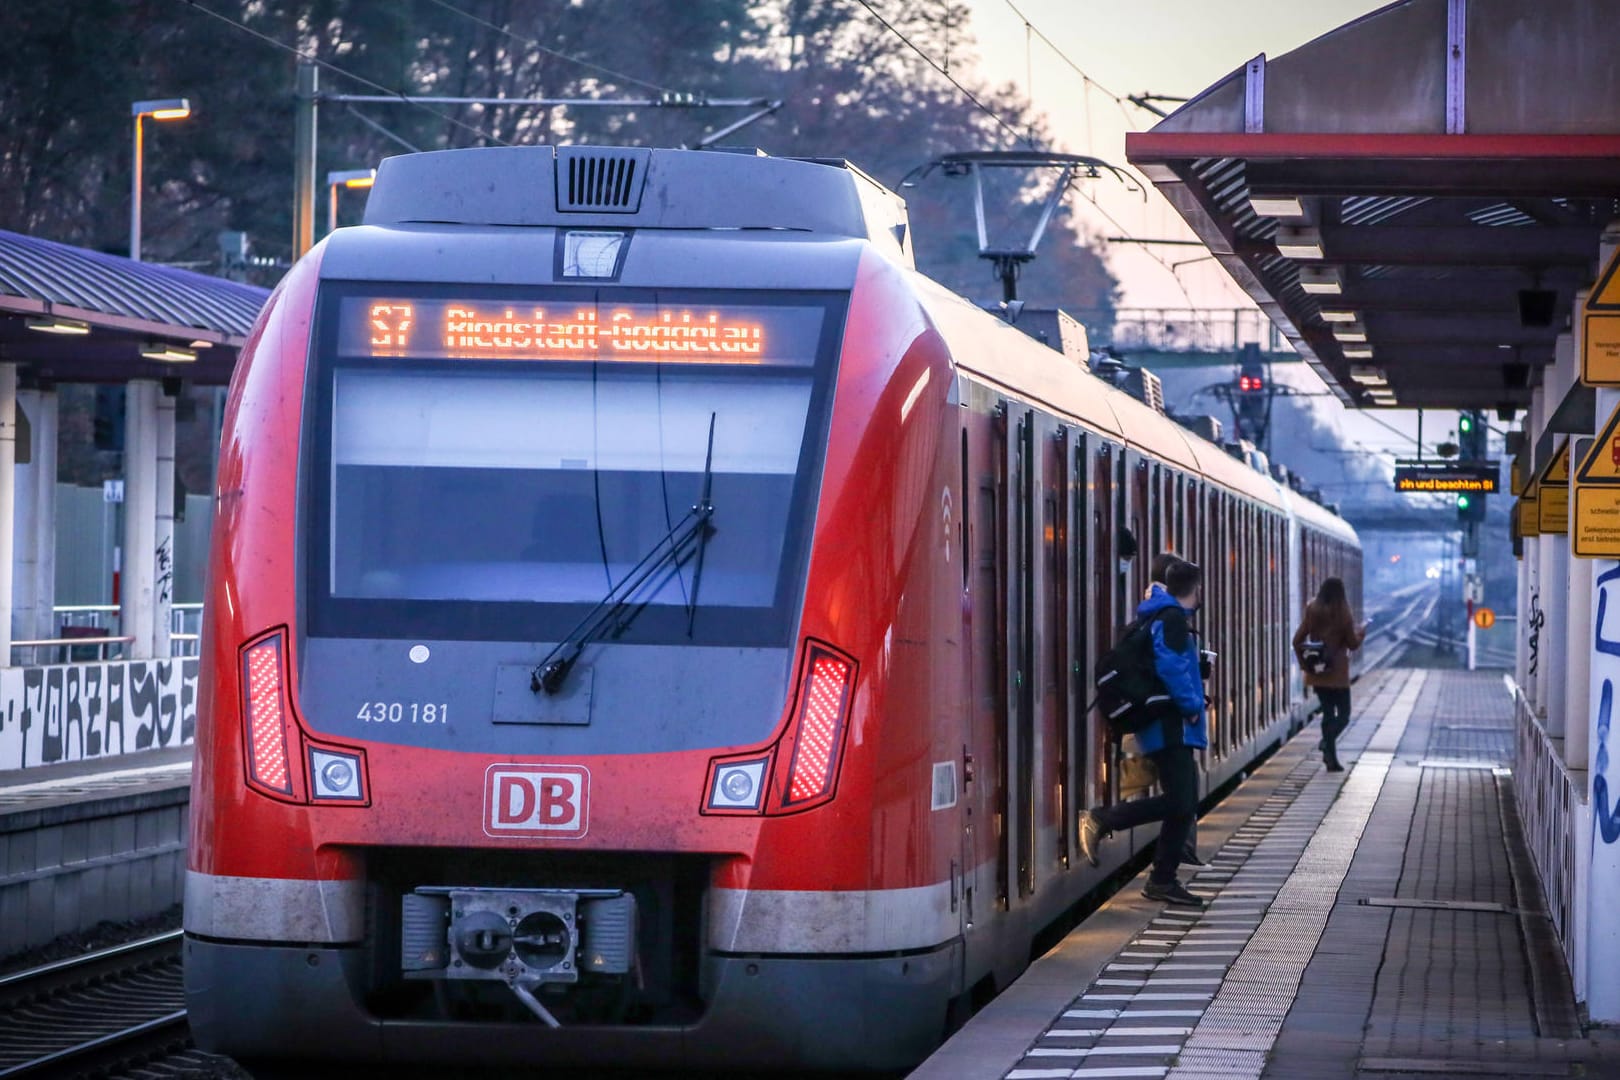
[0,230,268,386]
[1125,0,1620,413]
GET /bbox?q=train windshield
[306,285,845,645]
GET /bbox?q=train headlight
[704,755,771,814]
[310,748,366,802]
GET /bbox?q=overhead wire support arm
[685,101,785,150]
[900,151,1134,306]
[322,93,777,109]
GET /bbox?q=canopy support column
[123,379,158,659]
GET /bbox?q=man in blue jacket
[1078,558,1208,907]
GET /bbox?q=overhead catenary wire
[1001,0,1130,111]
[177,0,511,147]
[423,0,680,97]
[852,0,1034,149]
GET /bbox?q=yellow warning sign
[1576,404,1620,485]
[1540,485,1569,534]
[1574,487,1620,555]
[1583,248,1620,385]
[1519,494,1540,539]
[1543,439,1571,486]
[1474,607,1496,630]
[1539,439,1570,533]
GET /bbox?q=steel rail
[0,930,189,1078]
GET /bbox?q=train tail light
[777,643,856,811]
[698,641,856,817]
[241,630,299,801]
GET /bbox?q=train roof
[365,145,914,268]
[911,276,1346,525]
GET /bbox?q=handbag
[1120,751,1159,797]
[1300,636,1332,676]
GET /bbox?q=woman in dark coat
[1292,578,1367,772]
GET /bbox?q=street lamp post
[326,169,376,235]
[130,98,192,262]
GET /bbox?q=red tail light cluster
[243,633,296,798]
[702,640,856,816]
[782,649,855,807]
[239,629,368,806]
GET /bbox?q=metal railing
[1093,308,1294,354]
[9,603,204,666]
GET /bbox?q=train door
[1010,407,1036,900]
[1089,440,1115,810]
[1130,455,1150,607]
[1042,423,1071,873]
[988,404,1011,909]
[958,396,1007,921]
[1149,463,1163,558]
[1067,428,1088,869]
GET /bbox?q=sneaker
[1181,843,1208,867]
[1078,809,1108,868]
[1143,879,1207,908]
[1325,762,1346,773]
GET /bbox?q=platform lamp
[327,169,376,235]
[130,98,192,262]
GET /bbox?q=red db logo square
[483,764,590,839]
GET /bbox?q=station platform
[914,669,1620,1080]
[0,746,190,958]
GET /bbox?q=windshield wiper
[531,416,717,696]
[686,415,717,637]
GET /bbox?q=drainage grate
[556,148,650,213]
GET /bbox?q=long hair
[1312,577,1354,639]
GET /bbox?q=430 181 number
[356,702,448,724]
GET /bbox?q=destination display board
[1392,462,1500,494]
[337,296,825,366]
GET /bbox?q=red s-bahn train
[184,145,1360,1072]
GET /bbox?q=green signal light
[1459,414,1474,433]
[1456,493,1471,510]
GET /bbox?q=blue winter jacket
[1132,585,1209,753]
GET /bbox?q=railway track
[1360,581,1439,672]
[0,930,193,1078]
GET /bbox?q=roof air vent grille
[556,147,651,213]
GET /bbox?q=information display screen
[1392,464,1500,493]
[338,296,822,366]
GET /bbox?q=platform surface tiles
[914,669,1620,1080]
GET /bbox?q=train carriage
[184,145,1359,1072]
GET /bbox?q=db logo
[483,764,590,839]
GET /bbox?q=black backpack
[1093,611,1175,740]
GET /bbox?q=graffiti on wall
[1596,565,1620,845]
[0,658,197,771]
[1528,592,1545,676]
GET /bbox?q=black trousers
[1096,744,1199,885]
[1316,687,1352,765]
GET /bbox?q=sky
[954,0,1448,464]
[960,0,1392,311]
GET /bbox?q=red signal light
[242,631,297,799]
[1239,375,1264,392]
[778,643,856,810]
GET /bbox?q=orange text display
[368,302,767,361]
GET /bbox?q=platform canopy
[0,229,268,386]
[1125,0,1620,412]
